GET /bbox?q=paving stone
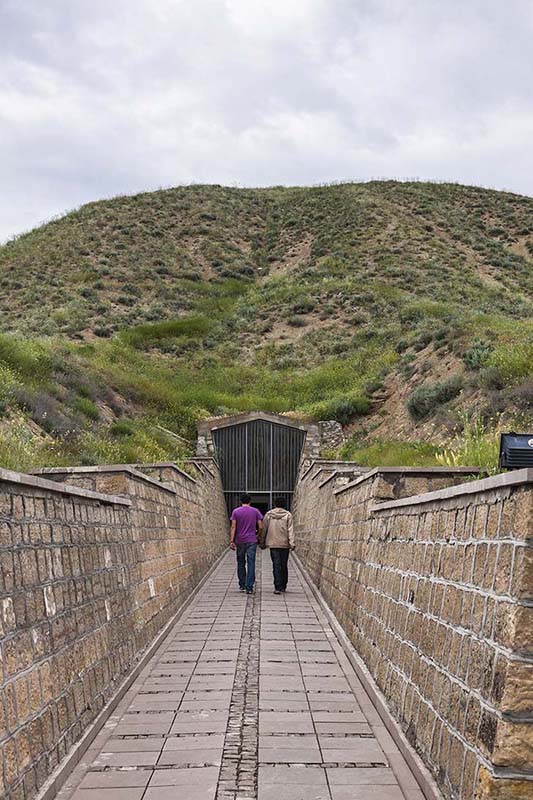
[258,785,331,800]
[260,654,299,663]
[329,786,405,800]
[259,690,308,702]
[171,712,228,734]
[301,664,344,677]
[189,676,235,689]
[295,642,333,652]
[304,677,352,693]
[109,721,172,736]
[145,768,218,799]
[310,711,365,722]
[315,722,372,735]
[261,642,297,653]
[181,698,232,711]
[79,771,152,789]
[258,765,328,784]
[326,767,399,784]
[100,737,165,752]
[258,747,322,764]
[308,693,358,706]
[195,663,237,674]
[259,711,314,734]
[130,696,184,710]
[259,663,302,676]
[319,741,388,765]
[298,653,337,663]
[72,790,146,800]
[158,748,223,766]
[260,676,305,692]
[259,699,310,712]
[259,735,319,749]
[93,750,161,768]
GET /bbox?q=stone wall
[0,460,228,800]
[292,463,533,800]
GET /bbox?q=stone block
[475,765,533,799]
[500,660,533,714]
[492,720,533,770]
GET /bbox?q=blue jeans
[236,542,257,591]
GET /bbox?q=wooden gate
[213,420,306,514]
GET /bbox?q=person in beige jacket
[262,496,295,594]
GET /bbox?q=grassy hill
[0,181,532,472]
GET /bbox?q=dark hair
[241,494,251,504]
[274,496,287,509]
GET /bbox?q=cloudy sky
[1,0,532,241]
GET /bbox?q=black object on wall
[499,432,533,470]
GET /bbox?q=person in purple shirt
[229,494,263,594]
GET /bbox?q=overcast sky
[1,0,532,241]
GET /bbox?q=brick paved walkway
[56,551,427,800]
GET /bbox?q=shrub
[122,283,141,296]
[365,378,385,395]
[313,396,371,425]
[288,317,308,327]
[413,332,432,351]
[110,419,135,436]
[486,339,533,383]
[73,397,100,420]
[406,376,463,420]
[0,335,52,380]
[0,413,67,471]
[506,380,533,409]
[12,388,78,436]
[116,294,136,306]
[395,339,409,353]
[463,340,493,370]
[292,300,315,314]
[340,437,440,466]
[436,413,499,474]
[479,366,506,390]
[123,316,212,348]
[94,326,111,337]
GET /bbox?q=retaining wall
[293,464,533,800]
[0,460,228,800]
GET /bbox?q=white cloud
[1,0,532,240]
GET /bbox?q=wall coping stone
[370,467,533,511]
[186,458,217,478]
[318,470,340,488]
[308,459,367,467]
[0,467,131,506]
[198,409,316,433]
[136,461,199,484]
[311,466,335,480]
[334,465,480,496]
[34,464,177,494]
[300,459,366,482]
[318,468,368,489]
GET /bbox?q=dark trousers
[270,547,290,591]
[236,542,257,591]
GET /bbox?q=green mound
[0,181,531,472]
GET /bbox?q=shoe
[274,590,281,595]
[246,589,253,595]
[239,587,245,592]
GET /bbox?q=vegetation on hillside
[0,181,531,472]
